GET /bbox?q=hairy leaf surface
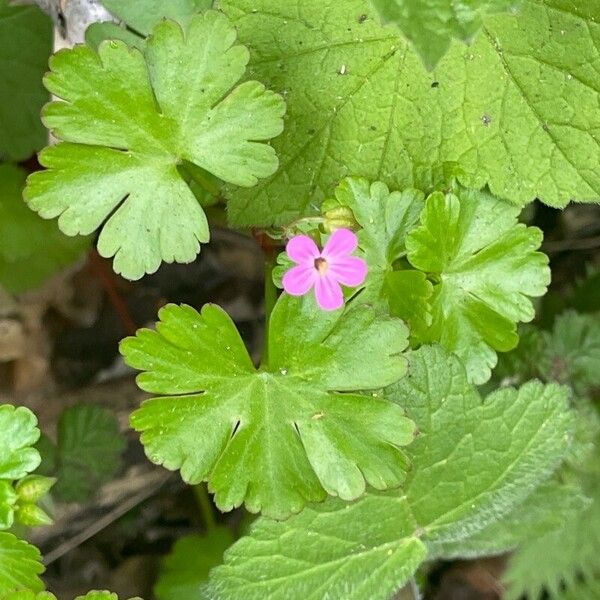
[370,0,520,68]
[221,0,600,225]
[209,346,574,598]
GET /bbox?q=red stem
[88,250,138,336]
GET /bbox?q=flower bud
[16,503,53,527]
[322,204,359,233]
[16,475,56,504]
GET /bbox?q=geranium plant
[1,0,598,598]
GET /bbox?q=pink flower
[282,228,368,311]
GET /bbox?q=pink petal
[328,256,368,287]
[322,228,358,259]
[283,265,317,296]
[286,235,320,264]
[314,274,344,311]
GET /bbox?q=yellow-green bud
[322,205,359,233]
[16,503,53,527]
[16,475,56,504]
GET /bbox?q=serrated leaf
[221,0,600,226]
[155,529,233,600]
[0,406,40,481]
[505,476,600,599]
[123,295,415,519]
[539,311,600,397]
[0,533,44,596]
[430,481,587,560]
[53,405,125,503]
[209,346,574,598]
[369,0,520,69]
[25,11,285,280]
[0,164,88,294]
[405,188,549,383]
[0,0,51,160]
[211,494,427,600]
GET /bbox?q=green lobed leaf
[538,310,600,397]
[0,533,44,597]
[155,529,233,600]
[220,0,600,226]
[505,476,600,599]
[52,405,126,503]
[0,406,40,481]
[123,294,415,519]
[406,187,549,383]
[0,0,52,161]
[0,164,88,294]
[369,0,521,69]
[327,178,549,383]
[25,11,285,280]
[208,345,574,598]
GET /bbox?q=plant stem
[88,249,137,336]
[193,484,217,532]
[262,252,277,368]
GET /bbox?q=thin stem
[193,484,217,532]
[88,249,137,336]
[262,252,277,368]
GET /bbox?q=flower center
[314,257,329,275]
